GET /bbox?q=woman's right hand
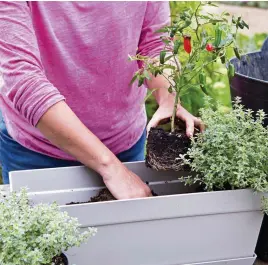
[99,160,152,200]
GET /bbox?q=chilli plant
[129,1,248,132]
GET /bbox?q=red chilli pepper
[183,36,192,54]
[206,43,214,52]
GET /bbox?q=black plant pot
[229,37,268,122]
[255,214,268,262]
[52,253,68,265]
[229,37,268,262]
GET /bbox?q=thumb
[146,113,162,137]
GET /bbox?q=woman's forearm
[36,100,152,199]
[36,101,119,174]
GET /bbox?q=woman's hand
[99,160,152,200]
[147,94,205,137]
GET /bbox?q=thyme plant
[129,1,248,132]
[0,188,97,265]
[182,98,268,212]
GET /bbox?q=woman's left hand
[147,95,205,137]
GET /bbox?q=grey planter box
[9,161,263,265]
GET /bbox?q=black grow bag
[230,37,268,262]
[52,253,68,265]
[230,37,268,122]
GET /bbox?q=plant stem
[171,90,180,133]
[173,54,181,73]
[194,2,202,42]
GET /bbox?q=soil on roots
[146,127,191,171]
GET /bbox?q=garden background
[0,1,268,183]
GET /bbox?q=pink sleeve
[0,1,65,127]
[137,1,171,59]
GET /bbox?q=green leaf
[173,40,181,54]
[165,55,174,63]
[162,39,171,45]
[160,51,166,64]
[228,63,235,78]
[155,28,169,33]
[199,15,212,20]
[241,20,249,29]
[222,12,230,16]
[232,16,236,24]
[130,72,139,85]
[170,29,176,38]
[237,22,244,29]
[199,72,206,85]
[138,75,145,87]
[233,47,241,60]
[163,65,176,70]
[209,19,225,23]
[220,52,226,64]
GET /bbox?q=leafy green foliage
[182,97,268,211]
[0,188,97,265]
[130,1,248,132]
[145,2,268,121]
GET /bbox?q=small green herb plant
[0,188,97,265]
[182,97,268,212]
[129,1,248,132]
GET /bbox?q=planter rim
[58,188,263,227]
[230,50,268,85]
[60,187,256,205]
[8,161,265,227]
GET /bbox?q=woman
[0,2,203,199]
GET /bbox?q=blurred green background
[220,1,268,9]
[0,1,267,184]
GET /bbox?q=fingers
[194,117,205,133]
[185,119,195,138]
[185,117,205,137]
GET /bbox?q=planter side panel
[65,211,261,265]
[9,162,182,193]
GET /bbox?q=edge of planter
[60,188,263,227]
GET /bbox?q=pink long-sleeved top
[0,2,170,160]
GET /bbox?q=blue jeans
[0,115,146,184]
